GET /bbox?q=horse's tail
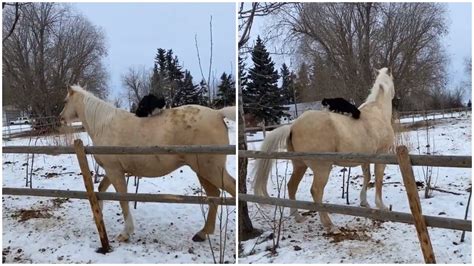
[218,106,236,121]
[253,124,292,197]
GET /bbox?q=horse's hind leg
[360,164,371,208]
[201,167,236,197]
[98,175,111,210]
[287,159,307,223]
[190,154,236,197]
[307,161,337,232]
[374,163,388,210]
[192,176,220,242]
[106,169,134,242]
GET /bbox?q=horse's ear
[67,86,74,95]
[387,67,392,76]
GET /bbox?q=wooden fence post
[460,187,472,242]
[396,145,436,263]
[74,139,111,253]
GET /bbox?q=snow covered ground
[2,120,236,263]
[2,124,32,137]
[240,114,471,263]
[398,111,469,124]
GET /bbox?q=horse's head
[374,67,395,100]
[59,85,82,123]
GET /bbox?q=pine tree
[294,62,312,103]
[214,72,235,108]
[245,36,288,125]
[173,70,200,106]
[151,48,168,98]
[150,48,184,106]
[238,56,248,91]
[280,63,296,104]
[197,79,210,106]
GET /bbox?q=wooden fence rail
[238,145,471,263]
[3,141,236,253]
[398,107,470,117]
[3,187,236,206]
[239,150,471,168]
[2,145,236,155]
[238,194,471,232]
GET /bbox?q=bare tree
[3,3,108,119]
[272,3,448,110]
[194,15,213,106]
[121,66,152,105]
[112,96,123,109]
[238,2,286,242]
[2,2,26,42]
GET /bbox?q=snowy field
[2,124,32,137]
[240,114,471,263]
[398,111,469,124]
[2,120,236,263]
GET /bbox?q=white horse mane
[360,68,394,108]
[71,85,122,138]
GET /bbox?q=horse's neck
[360,99,392,122]
[78,95,131,142]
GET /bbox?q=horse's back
[290,110,380,154]
[93,104,230,177]
[130,104,229,146]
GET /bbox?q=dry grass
[391,118,414,153]
[49,126,81,146]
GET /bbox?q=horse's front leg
[374,163,389,210]
[359,164,371,208]
[107,170,134,242]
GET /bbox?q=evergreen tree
[289,71,298,104]
[244,36,288,125]
[280,63,296,104]
[150,48,184,106]
[214,72,235,108]
[294,62,312,103]
[197,79,210,106]
[173,70,199,106]
[151,48,168,97]
[238,56,248,91]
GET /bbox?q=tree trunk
[237,80,262,241]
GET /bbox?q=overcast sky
[71,2,470,102]
[72,3,236,102]
[245,2,472,100]
[445,2,472,99]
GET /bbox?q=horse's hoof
[360,202,371,208]
[117,233,130,242]
[192,233,206,242]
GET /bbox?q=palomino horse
[60,85,236,242]
[253,68,395,232]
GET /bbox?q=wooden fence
[397,107,470,118]
[238,146,472,263]
[2,141,236,253]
